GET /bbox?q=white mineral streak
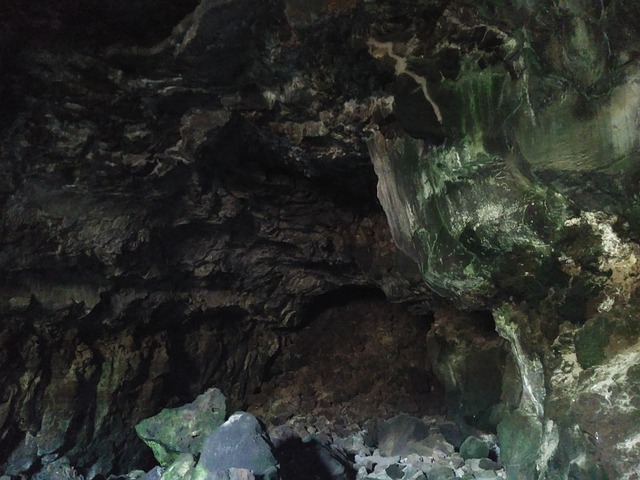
[615,433,640,480]
[226,412,243,425]
[367,38,443,124]
[617,432,640,455]
[368,132,419,261]
[494,308,545,419]
[584,347,640,414]
[262,75,309,108]
[495,307,566,479]
[536,420,560,478]
[564,211,640,310]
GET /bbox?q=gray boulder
[378,415,430,456]
[378,415,454,458]
[194,412,278,479]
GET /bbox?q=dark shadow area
[292,285,388,331]
[275,437,356,480]
[247,290,447,436]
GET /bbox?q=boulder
[135,388,226,466]
[377,415,431,457]
[459,436,489,460]
[161,453,196,480]
[193,412,278,479]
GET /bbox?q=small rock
[206,469,256,480]
[459,436,490,460]
[447,454,465,469]
[423,433,455,456]
[478,458,503,471]
[403,453,433,471]
[385,464,404,479]
[470,472,500,480]
[32,459,85,480]
[423,466,455,480]
[364,470,396,480]
[465,458,481,469]
[333,430,374,456]
[107,471,146,479]
[355,450,401,472]
[378,414,431,456]
[356,466,369,480]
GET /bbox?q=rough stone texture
[135,388,226,466]
[247,295,445,435]
[375,414,454,460]
[426,309,506,431]
[0,0,434,475]
[276,436,351,480]
[141,467,163,480]
[459,436,490,461]
[377,415,431,457]
[160,454,196,480]
[1,0,640,478]
[194,412,278,479]
[362,1,640,479]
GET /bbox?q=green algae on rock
[135,388,226,467]
[368,132,570,304]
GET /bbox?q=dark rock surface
[1,0,640,479]
[0,0,433,475]
[459,436,490,461]
[196,412,278,479]
[247,295,445,434]
[276,436,351,480]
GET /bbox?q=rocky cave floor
[28,382,508,480]
[32,298,507,480]
[107,390,505,480]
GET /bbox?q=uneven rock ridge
[1,0,640,479]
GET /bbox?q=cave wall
[247,290,446,434]
[0,1,435,475]
[1,0,640,478]
[362,0,640,478]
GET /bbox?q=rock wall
[0,0,437,476]
[363,1,640,479]
[1,0,640,478]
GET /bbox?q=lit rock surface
[135,388,226,466]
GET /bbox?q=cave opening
[244,286,447,438]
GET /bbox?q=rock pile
[118,391,504,480]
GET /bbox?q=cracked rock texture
[1,0,640,479]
